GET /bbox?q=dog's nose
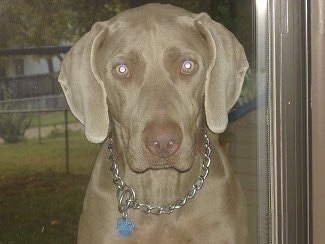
[143,120,183,158]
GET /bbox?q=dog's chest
[111,199,222,244]
[113,215,201,243]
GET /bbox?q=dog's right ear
[195,13,249,134]
[58,22,109,143]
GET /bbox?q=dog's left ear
[58,22,109,143]
[195,13,249,133]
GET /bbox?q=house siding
[227,110,258,243]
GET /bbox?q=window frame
[268,0,311,243]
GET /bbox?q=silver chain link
[108,131,211,216]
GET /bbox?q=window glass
[0,1,268,243]
[14,59,24,76]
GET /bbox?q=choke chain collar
[108,131,212,236]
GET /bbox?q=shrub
[0,112,32,143]
[0,85,32,143]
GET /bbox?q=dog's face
[58,4,248,173]
[96,16,210,172]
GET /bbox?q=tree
[66,0,128,38]
[0,0,128,47]
[0,0,128,69]
[1,0,74,74]
[0,0,128,95]
[0,1,21,48]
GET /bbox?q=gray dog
[59,3,249,243]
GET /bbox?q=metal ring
[118,186,135,214]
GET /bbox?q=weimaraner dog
[59,3,249,244]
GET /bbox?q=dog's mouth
[126,150,195,173]
[147,158,191,172]
[128,162,192,173]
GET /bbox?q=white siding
[6,55,61,77]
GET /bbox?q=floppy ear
[58,22,109,143]
[195,13,249,133]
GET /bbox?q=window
[14,59,24,76]
[0,1,310,243]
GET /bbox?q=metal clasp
[117,185,136,214]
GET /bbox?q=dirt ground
[0,123,83,144]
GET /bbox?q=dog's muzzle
[142,119,183,158]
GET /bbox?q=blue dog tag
[117,216,135,236]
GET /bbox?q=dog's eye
[115,64,130,78]
[181,60,195,75]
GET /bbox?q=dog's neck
[110,130,205,206]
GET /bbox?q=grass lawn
[0,131,100,243]
[29,111,77,128]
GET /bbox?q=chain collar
[108,131,212,216]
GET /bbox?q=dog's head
[58,4,248,173]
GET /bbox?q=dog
[58,3,249,243]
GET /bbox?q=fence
[0,74,62,100]
[0,94,73,174]
[0,46,72,173]
[0,93,68,111]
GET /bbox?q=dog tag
[116,216,135,236]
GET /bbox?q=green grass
[0,131,98,176]
[0,131,100,243]
[0,172,88,244]
[29,111,77,128]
